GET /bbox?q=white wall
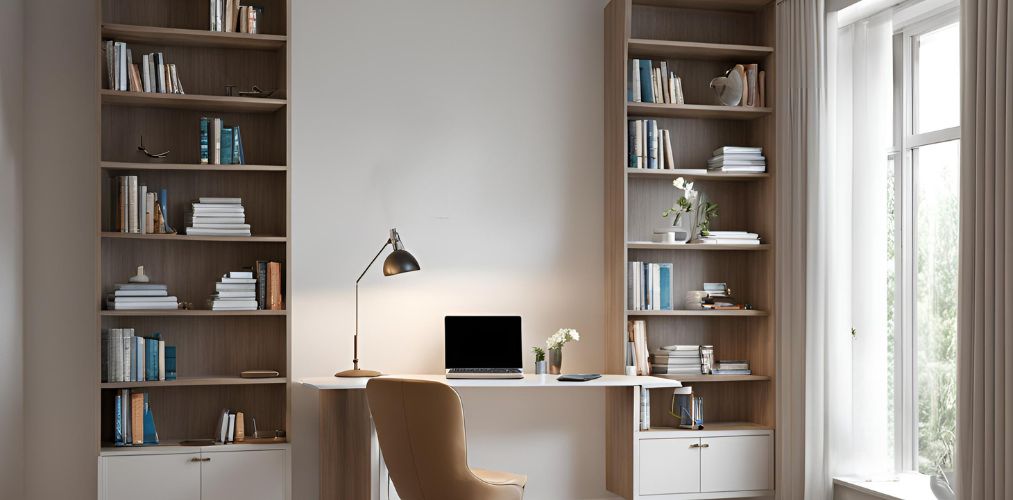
[290,1,609,499]
[0,0,24,497]
[22,0,98,498]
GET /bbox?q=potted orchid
[661,177,698,243]
[546,328,580,374]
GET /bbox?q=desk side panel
[320,390,372,500]
[606,387,636,499]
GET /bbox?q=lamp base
[334,368,383,378]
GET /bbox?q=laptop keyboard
[448,368,522,374]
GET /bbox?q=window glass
[913,139,959,474]
[915,23,960,133]
[886,155,896,467]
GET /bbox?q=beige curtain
[957,0,1013,498]
[775,0,820,498]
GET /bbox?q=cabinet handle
[191,457,212,462]
[690,443,711,448]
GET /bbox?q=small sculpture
[137,134,170,158]
[709,65,744,106]
[129,266,150,283]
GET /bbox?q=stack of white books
[697,231,761,245]
[708,146,766,173]
[649,345,702,375]
[185,197,251,237]
[211,271,257,311]
[106,283,178,310]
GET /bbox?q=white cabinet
[700,436,772,493]
[639,438,701,495]
[100,446,289,500]
[102,453,202,500]
[637,432,772,498]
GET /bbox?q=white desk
[301,374,682,500]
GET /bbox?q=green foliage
[531,346,545,362]
[697,201,719,236]
[662,196,693,219]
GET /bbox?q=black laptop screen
[445,316,522,369]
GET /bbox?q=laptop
[445,316,524,379]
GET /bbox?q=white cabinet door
[639,438,701,495]
[102,453,201,500]
[201,449,286,500]
[700,435,772,493]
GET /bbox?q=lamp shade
[383,249,420,276]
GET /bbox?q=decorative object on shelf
[240,370,280,378]
[662,177,698,244]
[685,290,708,309]
[700,345,714,374]
[670,387,704,430]
[709,146,766,173]
[335,228,421,378]
[136,134,169,159]
[545,328,580,375]
[129,266,150,283]
[697,199,719,237]
[211,270,257,310]
[107,278,179,311]
[238,85,276,98]
[186,197,251,236]
[532,347,547,374]
[709,66,744,106]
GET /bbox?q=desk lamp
[335,228,420,378]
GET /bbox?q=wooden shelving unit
[96,0,290,453]
[604,0,778,497]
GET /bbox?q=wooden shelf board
[627,241,770,251]
[653,374,771,382]
[627,102,772,120]
[626,168,769,180]
[642,422,773,437]
[631,0,772,11]
[101,232,286,243]
[101,90,286,113]
[100,377,287,389]
[100,309,287,317]
[628,38,773,61]
[627,309,768,317]
[100,440,289,455]
[101,161,287,172]
[102,24,287,50]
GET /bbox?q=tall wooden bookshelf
[95,0,290,453]
[604,0,778,498]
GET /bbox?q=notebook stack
[697,231,761,245]
[186,197,251,237]
[712,360,751,375]
[649,345,703,376]
[106,283,178,310]
[708,146,766,173]
[211,271,257,311]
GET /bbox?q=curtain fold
[957,0,1013,498]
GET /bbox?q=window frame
[889,7,960,473]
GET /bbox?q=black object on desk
[557,374,602,382]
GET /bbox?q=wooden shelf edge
[100,377,287,389]
[626,168,768,180]
[627,309,769,317]
[627,241,770,251]
[652,374,771,382]
[101,90,286,113]
[628,38,773,61]
[100,232,287,243]
[631,0,772,12]
[100,309,288,317]
[100,440,290,455]
[101,161,287,172]
[627,102,772,120]
[102,23,287,50]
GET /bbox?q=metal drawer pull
[690,443,711,448]
[190,457,212,462]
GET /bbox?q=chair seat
[472,468,528,488]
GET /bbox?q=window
[890,12,959,476]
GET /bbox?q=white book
[127,176,138,233]
[199,197,242,204]
[191,223,252,230]
[122,329,134,382]
[631,58,641,102]
[116,42,127,91]
[186,228,251,236]
[229,271,254,279]
[214,291,256,298]
[108,296,179,303]
[141,54,151,92]
[216,283,256,291]
[220,277,256,283]
[227,413,236,442]
[213,303,258,310]
[674,76,685,104]
[137,185,147,235]
[213,118,221,164]
[713,146,762,156]
[210,0,217,30]
[108,302,180,310]
[705,231,759,238]
[145,192,155,233]
[156,52,166,93]
[698,238,761,245]
[714,166,767,173]
[192,207,245,213]
[192,203,244,209]
[186,217,246,224]
[114,283,168,290]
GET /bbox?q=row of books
[628,261,674,311]
[628,320,651,375]
[729,63,765,108]
[215,409,248,443]
[708,146,766,173]
[113,390,159,446]
[104,42,183,94]
[200,117,247,165]
[106,283,179,311]
[112,177,174,234]
[627,119,676,169]
[698,231,761,245]
[628,59,685,104]
[102,328,178,382]
[210,0,262,33]
[211,264,284,310]
[185,197,251,236]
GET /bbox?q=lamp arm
[352,238,392,370]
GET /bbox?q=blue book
[121,389,130,446]
[628,121,638,168]
[221,127,234,165]
[159,188,173,233]
[659,263,673,310]
[145,338,158,381]
[639,59,654,104]
[165,346,177,381]
[232,125,244,164]
[199,116,209,164]
[114,394,123,445]
[142,393,159,444]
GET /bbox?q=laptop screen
[445,316,522,369]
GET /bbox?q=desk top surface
[300,374,683,390]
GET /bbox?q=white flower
[546,328,580,350]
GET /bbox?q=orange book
[268,262,282,310]
[131,392,144,445]
[235,412,245,442]
[128,64,142,92]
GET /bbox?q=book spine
[145,192,155,234]
[249,7,258,34]
[638,59,653,103]
[631,59,641,102]
[105,41,115,90]
[268,262,282,310]
[640,386,650,430]
[221,127,234,166]
[165,346,176,380]
[232,126,242,164]
[118,177,127,232]
[131,392,144,445]
[156,53,165,93]
[127,176,138,233]
[257,261,267,309]
[136,336,145,382]
[141,54,151,92]
[158,340,165,381]
[145,338,158,381]
[116,42,127,91]
[660,263,672,310]
[121,389,131,445]
[648,120,658,169]
[213,118,222,165]
[660,61,670,103]
[627,121,638,168]
[113,394,123,445]
[653,66,663,104]
[200,117,209,164]
[758,70,766,107]
[138,184,147,235]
